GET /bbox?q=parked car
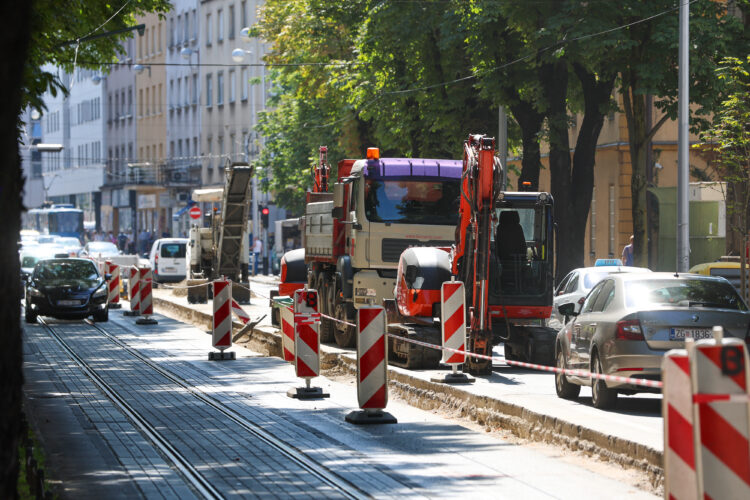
[55,236,83,257]
[25,258,110,323]
[690,260,748,297]
[549,260,652,329]
[148,238,188,283]
[554,272,750,409]
[79,241,120,259]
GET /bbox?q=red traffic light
[261,207,270,215]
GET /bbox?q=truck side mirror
[331,206,343,219]
[333,183,345,208]
[404,265,418,288]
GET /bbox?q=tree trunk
[510,100,544,191]
[0,2,33,496]
[622,80,670,268]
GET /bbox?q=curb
[153,296,663,488]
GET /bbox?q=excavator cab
[490,192,554,310]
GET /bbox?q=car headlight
[27,287,43,297]
[93,286,107,298]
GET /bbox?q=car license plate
[57,299,81,306]
[164,267,176,272]
[669,327,713,340]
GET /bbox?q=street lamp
[231,48,251,63]
[133,64,151,77]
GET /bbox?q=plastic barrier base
[123,310,140,317]
[135,316,158,325]
[109,303,122,309]
[286,386,330,400]
[430,372,475,384]
[345,409,397,425]
[208,351,236,361]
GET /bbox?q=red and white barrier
[345,306,396,424]
[135,267,157,325]
[231,298,251,324]
[441,281,466,365]
[691,334,750,499]
[286,289,329,399]
[281,305,295,362]
[209,278,235,360]
[663,350,697,499]
[106,261,121,308]
[124,266,140,316]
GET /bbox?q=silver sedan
[554,272,750,409]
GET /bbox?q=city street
[23,301,658,499]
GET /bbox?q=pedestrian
[253,237,262,275]
[622,235,634,266]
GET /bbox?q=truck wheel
[319,274,335,343]
[333,301,356,347]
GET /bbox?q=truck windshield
[364,178,460,225]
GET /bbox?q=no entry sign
[189,206,201,219]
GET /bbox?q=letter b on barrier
[441,281,466,365]
[691,337,750,500]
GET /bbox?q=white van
[148,238,189,283]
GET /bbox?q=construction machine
[390,134,556,373]
[186,162,253,304]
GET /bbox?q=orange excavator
[389,134,556,373]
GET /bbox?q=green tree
[698,56,750,302]
[2,1,170,495]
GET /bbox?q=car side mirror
[404,265,418,288]
[558,302,577,317]
[104,273,112,281]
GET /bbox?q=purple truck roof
[364,158,462,179]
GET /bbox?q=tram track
[38,316,369,500]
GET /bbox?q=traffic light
[260,206,270,229]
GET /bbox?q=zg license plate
[57,300,81,306]
[669,328,712,340]
[163,267,176,272]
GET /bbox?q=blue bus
[24,205,85,240]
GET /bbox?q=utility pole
[676,0,690,272]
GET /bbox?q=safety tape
[222,284,665,389]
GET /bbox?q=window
[128,87,133,115]
[206,13,212,46]
[229,5,235,39]
[184,76,189,106]
[192,9,197,39]
[183,11,189,43]
[158,23,162,51]
[192,74,198,104]
[138,30,143,59]
[145,87,150,115]
[205,74,213,107]
[592,280,615,312]
[218,136,224,159]
[139,89,143,116]
[170,141,175,157]
[176,15,181,44]
[157,84,162,113]
[589,185,596,256]
[217,72,224,105]
[581,281,606,314]
[229,70,236,103]
[564,273,579,294]
[193,137,198,159]
[217,9,224,42]
[170,17,175,47]
[241,1,247,28]
[207,138,213,168]
[230,133,236,159]
[176,79,181,109]
[169,79,174,108]
[241,67,248,100]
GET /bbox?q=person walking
[253,237,262,275]
[621,235,634,266]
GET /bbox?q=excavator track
[387,324,442,369]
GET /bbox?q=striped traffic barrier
[209,278,235,360]
[431,280,473,384]
[287,289,329,399]
[346,306,397,425]
[123,266,140,316]
[231,298,251,324]
[691,328,750,499]
[280,304,295,362]
[135,267,157,325]
[663,349,696,499]
[106,261,121,309]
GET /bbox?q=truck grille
[381,238,453,262]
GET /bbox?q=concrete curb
[153,296,663,488]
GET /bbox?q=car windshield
[21,256,39,268]
[625,278,748,311]
[364,177,460,225]
[160,243,186,258]
[34,260,99,281]
[583,272,609,290]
